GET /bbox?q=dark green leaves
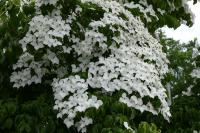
[159,33,200,132]
[137,122,160,133]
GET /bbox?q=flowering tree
[0,0,198,132]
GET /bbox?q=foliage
[137,122,160,133]
[0,91,72,133]
[159,34,200,132]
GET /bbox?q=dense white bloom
[124,0,158,22]
[12,52,34,70]
[10,0,184,132]
[76,0,170,121]
[52,76,102,128]
[10,52,46,88]
[19,14,71,51]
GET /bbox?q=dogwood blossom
[52,76,102,129]
[75,117,93,133]
[19,14,71,51]
[10,52,46,88]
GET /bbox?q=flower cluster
[124,0,158,22]
[19,13,71,51]
[52,75,103,128]
[10,0,177,132]
[10,52,46,88]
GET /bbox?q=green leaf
[137,122,160,133]
[165,15,180,28]
[4,118,13,129]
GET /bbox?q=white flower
[75,117,93,133]
[64,118,74,128]
[46,50,59,64]
[191,68,200,78]
[124,121,135,132]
